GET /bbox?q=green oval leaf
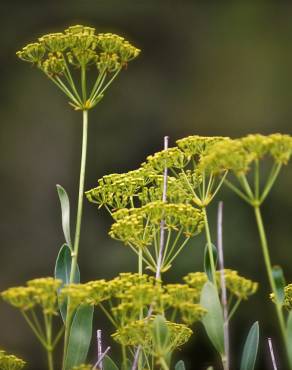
[272,265,286,305]
[152,315,170,351]
[54,244,80,321]
[175,360,186,370]
[57,184,72,247]
[103,355,119,370]
[204,243,218,283]
[240,321,259,370]
[200,282,224,355]
[287,311,292,368]
[65,304,94,370]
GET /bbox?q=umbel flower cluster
[2,123,292,367]
[87,134,292,270]
[184,270,258,300]
[0,350,26,370]
[1,277,62,314]
[8,19,292,368]
[84,133,292,368]
[1,271,257,346]
[16,25,140,110]
[87,134,292,215]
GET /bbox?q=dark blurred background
[1,1,292,369]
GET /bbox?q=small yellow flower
[184,270,258,300]
[71,364,92,370]
[0,350,26,370]
[112,316,192,351]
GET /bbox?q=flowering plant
[1,24,292,370]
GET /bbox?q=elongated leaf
[57,184,72,247]
[55,244,80,284]
[103,355,119,370]
[204,243,218,283]
[175,360,186,370]
[287,311,292,368]
[272,265,286,304]
[200,282,224,355]
[152,315,169,351]
[65,305,94,370]
[54,244,80,321]
[240,321,259,370]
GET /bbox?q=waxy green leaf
[54,244,80,321]
[175,360,186,370]
[65,304,94,370]
[57,184,72,247]
[103,355,119,370]
[240,321,259,370]
[272,265,286,305]
[152,315,170,351]
[200,282,224,355]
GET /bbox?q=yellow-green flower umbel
[0,350,26,370]
[17,25,140,111]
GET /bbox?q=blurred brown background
[1,1,292,369]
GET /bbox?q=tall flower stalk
[201,134,292,367]
[143,136,230,286]
[86,136,238,369]
[15,24,140,370]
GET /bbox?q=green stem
[204,173,214,201]
[122,345,127,370]
[70,109,88,282]
[44,314,54,370]
[89,69,107,101]
[209,171,228,203]
[21,311,47,348]
[163,237,190,267]
[260,163,282,203]
[99,303,117,327]
[98,68,121,97]
[254,159,260,200]
[31,309,45,338]
[253,206,288,358]
[128,244,154,270]
[161,228,182,268]
[81,65,87,103]
[138,248,143,275]
[227,298,242,322]
[238,174,254,200]
[143,247,157,270]
[48,75,81,107]
[181,169,201,205]
[159,358,169,370]
[55,76,80,105]
[153,228,159,261]
[138,242,143,370]
[52,326,65,349]
[161,229,172,268]
[47,348,54,370]
[63,109,89,369]
[224,179,252,205]
[62,57,82,104]
[202,171,206,199]
[202,207,217,288]
[170,308,177,322]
